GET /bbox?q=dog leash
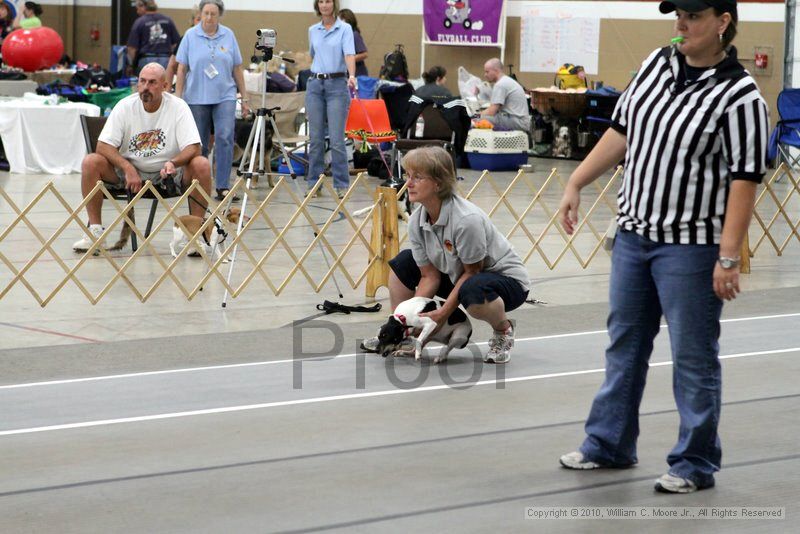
[316,300,382,315]
[349,89,395,180]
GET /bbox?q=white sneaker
[559,451,602,470]
[484,319,515,364]
[72,224,106,253]
[335,188,347,199]
[360,336,415,355]
[654,473,698,494]
[360,336,380,353]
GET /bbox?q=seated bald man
[73,62,212,252]
[480,58,531,134]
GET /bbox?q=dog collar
[395,314,412,337]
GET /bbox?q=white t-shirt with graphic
[99,92,201,173]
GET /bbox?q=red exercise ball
[1,27,65,72]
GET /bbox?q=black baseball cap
[659,0,737,18]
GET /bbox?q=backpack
[379,44,409,81]
[367,155,391,180]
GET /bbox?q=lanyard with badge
[204,35,220,80]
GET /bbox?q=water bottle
[279,62,286,75]
[415,116,425,138]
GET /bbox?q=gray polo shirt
[408,195,530,291]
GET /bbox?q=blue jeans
[305,77,351,189]
[137,55,170,72]
[189,100,236,190]
[580,229,723,488]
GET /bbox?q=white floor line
[1,311,798,391]
[0,346,797,437]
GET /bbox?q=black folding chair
[394,104,457,179]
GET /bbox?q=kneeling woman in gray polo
[387,146,530,364]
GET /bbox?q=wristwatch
[718,256,740,269]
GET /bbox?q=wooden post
[366,186,399,297]
[739,232,751,274]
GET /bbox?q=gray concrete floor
[1,159,799,532]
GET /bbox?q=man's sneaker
[484,318,515,363]
[559,451,603,470]
[304,187,320,198]
[360,336,415,355]
[654,473,698,494]
[72,224,106,253]
[335,188,346,199]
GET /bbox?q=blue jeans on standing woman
[189,100,236,190]
[305,77,351,190]
[579,229,723,489]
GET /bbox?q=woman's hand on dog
[419,307,448,333]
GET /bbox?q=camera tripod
[221,43,344,307]
[221,47,297,307]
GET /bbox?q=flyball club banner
[423,0,505,45]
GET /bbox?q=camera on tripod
[256,28,277,58]
[252,28,294,67]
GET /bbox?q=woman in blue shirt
[306,0,357,198]
[338,9,368,77]
[175,0,248,201]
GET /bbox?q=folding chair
[767,88,800,169]
[394,104,457,179]
[245,90,309,176]
[79,114,183,252]
[346,98,397,178]
[378,82,413,132]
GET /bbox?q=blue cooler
[277,152,306,175]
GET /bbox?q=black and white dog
[552,125,573,159]
[372,297,472,364]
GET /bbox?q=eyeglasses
[406,173,431,183]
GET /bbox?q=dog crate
[464,130,529,171]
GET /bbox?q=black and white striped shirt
[611,46,769,244]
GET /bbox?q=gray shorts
[112,166,184,193]
[486,112,531,134]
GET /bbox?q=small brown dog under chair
[169,207,243,262]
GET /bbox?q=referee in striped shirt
[557,0,768,494]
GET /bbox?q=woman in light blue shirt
[175,0,248,200]
[306,0,357,198]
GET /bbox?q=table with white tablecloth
[0,94,101,174]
